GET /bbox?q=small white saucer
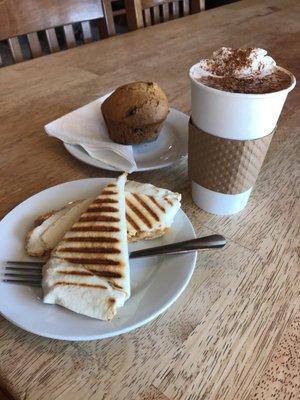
[64,108,188,172]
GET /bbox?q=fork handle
[129,234,226,259]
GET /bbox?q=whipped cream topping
[192,47,277,79]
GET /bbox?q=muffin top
[101,82,169,126]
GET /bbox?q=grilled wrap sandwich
[26,181,181,257]
[42,173,130,320]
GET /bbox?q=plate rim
[63,107,189,172]
[0,178,197,341]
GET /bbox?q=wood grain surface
[0,0,299,399]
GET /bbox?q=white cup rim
[189,65,296,98]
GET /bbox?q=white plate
[64,108,188,171]
[0,178,196,341]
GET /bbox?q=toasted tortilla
[26,181,181,256]
[43,174,130,320]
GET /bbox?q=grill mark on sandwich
[79,216,120,222]
[58,247,121,254]
[64,237,118,243]
[89,269,123,279]
[62,258,120,265]
[166,198,174,206]
[58,270,93,276]
[92,198,118,204]
[71,226,120,232]
[55,281,107,289]
[86,206,118,213]
[126,199,152,229]
[110,281,123,289]
[106,184,117,188]
[101,190,117,195]
[126,213,140,231]
[57,270,123,280]
[149,196,166,212]
[133,193,159,221]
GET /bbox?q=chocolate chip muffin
[101,82,169,145]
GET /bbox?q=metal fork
[1,234,226,285]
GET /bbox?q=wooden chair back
[0,0,108,64]
[102,0,127,36]
[125,0,205,29]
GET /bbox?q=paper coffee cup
[189,65,296,215]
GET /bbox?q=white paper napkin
[45,95,137,172]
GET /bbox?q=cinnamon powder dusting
[207,48,254,77]
[196,47,292,94]
[199,69,291,94]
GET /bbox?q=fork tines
[2,261,43,285]
[6,261,44,267]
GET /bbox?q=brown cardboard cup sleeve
[188,119,274,195]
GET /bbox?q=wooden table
[0,0,299,399]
